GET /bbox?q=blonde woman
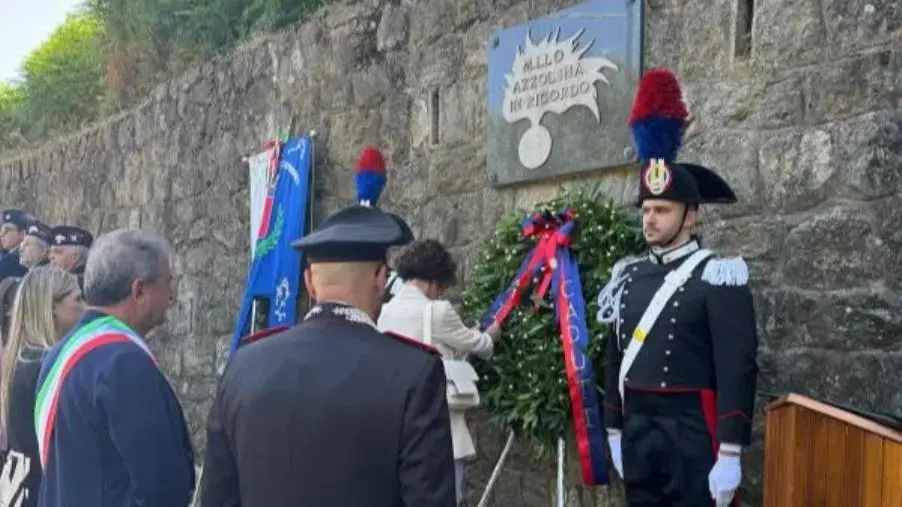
[377,239,502,506]
[0,269,82,507]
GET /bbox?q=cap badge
[643,158,672,196]
[55,234,65,244]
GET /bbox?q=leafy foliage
[459,190,645,455]
[0,0,330,153]
[0,83,23,114]
[17,13,105,137]
[86,0,328,107]
[0,13,104,150]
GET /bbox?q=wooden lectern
[763,393,902,506]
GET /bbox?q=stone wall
[1,0,900,505]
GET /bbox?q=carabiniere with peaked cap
[596,68,759,507]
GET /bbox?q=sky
[0,0,84,82]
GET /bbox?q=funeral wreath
[460,190,645,455]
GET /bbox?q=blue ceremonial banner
[230,136,312,354]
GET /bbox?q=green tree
[0,83,27,151]
[16,12,105,140]
[86,0,328,109]
[0,83,23,114]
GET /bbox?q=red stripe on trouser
[698,390,739,507]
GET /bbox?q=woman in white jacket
[377,239,501,506]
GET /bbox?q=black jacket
[3,346,45,507]
[200,302,456,507]
[603,244,759,446]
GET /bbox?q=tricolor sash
[34,315,155,468]
[618,249,712,399]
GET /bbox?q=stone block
[640,5,682,69]
[821,0,902,56]
[780,203,892,291]
[419,191,483,246]
[683,77,803,131]
[756,127,834,214]
[428,143,488,196]
[409,0,457,46]
[804,50,896,123]
[677,0,733,79]
[762,349,902,416]
[752,0,825,71]
[699,215,786,262]
[681,129,763,217]
[350,63,392,108]
[376,2,409,51]
[409,34,465,91]
[832,110,902,200]
[756,287,902,351]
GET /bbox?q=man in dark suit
[200,203,456,507]
[0,209,34,282]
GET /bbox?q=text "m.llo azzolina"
[508,57,592,113]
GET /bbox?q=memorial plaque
[486,0,644,187]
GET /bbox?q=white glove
[606,429,623,479]
[708,444,742,507]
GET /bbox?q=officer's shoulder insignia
[239,325,290,349]
[610,255,644,278]
[383,331,441,355]
[701,256,749,286]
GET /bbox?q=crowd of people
[0,67,758,507]
[0,199,504,507]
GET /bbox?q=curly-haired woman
[377,239,502,505]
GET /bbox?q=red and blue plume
[628,68,690,164]
[354,146,387,206]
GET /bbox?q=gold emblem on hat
[643,158,672,195]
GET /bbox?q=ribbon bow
[484,208,576,328]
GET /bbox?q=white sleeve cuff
[720,443,743,453]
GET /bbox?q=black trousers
[621,389,722,507]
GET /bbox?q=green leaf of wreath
[460,190,645,455]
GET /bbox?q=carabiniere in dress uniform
[596,68,759,507]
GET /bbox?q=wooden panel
[882,441,902,507]
[791,407,814,505]
[862,433,884,506]
[825,417,848,507]
[763,407,789,507]
[766,394,902,444]
[808,410,830,506]
[764,398,902,507]
[841,424,866,507]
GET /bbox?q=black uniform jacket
[199,303,457,507]
[0,249,28,282]
[4,346,44,507]
[603,244,759,446]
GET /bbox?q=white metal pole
[556,437,566,507]
[476,430,515,507]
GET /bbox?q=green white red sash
[34,315,155,468]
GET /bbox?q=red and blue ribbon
[482,208,609,486]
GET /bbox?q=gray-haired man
[37,229,195,507]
